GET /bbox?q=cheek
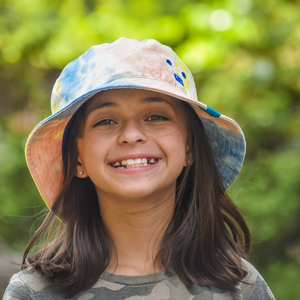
[87,136,107,156]
[78,134,111,167]
[162,129,187,162]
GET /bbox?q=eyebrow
[86,101,117,116]
[142,97,176,114]
[91,101,117,110]
[141,96,174,109]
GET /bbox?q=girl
[4,37,275,299]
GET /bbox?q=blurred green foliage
[0,0,299,298]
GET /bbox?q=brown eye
[147,115,168,121]
[95,119,116,126]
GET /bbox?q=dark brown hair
[22,98,251,297]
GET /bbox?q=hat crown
[51,37,198,115]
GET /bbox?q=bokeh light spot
[209,10,232,32]
[2,46,21,63]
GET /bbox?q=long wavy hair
[22,97,251,298]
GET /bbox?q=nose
[117,119,147,145]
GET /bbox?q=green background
[0,0,299,298]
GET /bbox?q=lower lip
[108,160,161,173]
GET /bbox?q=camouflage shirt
[3,260,275,300]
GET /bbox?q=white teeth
[112,158,158,168]
[127,159,135,165]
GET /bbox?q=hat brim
[26,79,245,208]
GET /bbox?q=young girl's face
[77,89,188,204]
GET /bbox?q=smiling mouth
[110,158,159,168]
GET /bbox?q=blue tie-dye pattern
[80,47,96,62]
[104,66,115,75]
[90,62,96,70]
[201,118,245,188]
[58,47,96,104]
[80,64,88,75]
[59,60,82,104]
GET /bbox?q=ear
[75,159,88,178]
[185,150,193,167]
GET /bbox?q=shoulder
[239,259,276,299]
[3,268,63,300]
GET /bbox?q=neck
[98,192,175,276]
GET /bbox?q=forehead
[85,89,183,113]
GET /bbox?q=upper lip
[108,154,160,165]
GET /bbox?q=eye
[95,119,116,126]
[146,115,168,121]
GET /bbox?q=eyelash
[146,115,168,121]
[95,119,116,126]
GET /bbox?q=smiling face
[77,89,188,205]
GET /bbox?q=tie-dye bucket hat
[25,37,245,209]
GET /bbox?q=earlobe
[185,159,190,167]
[75,159,88,178]
[185,150,193,167]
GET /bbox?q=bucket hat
[25,37,246,209]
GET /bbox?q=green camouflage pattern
[3,260,275,300]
